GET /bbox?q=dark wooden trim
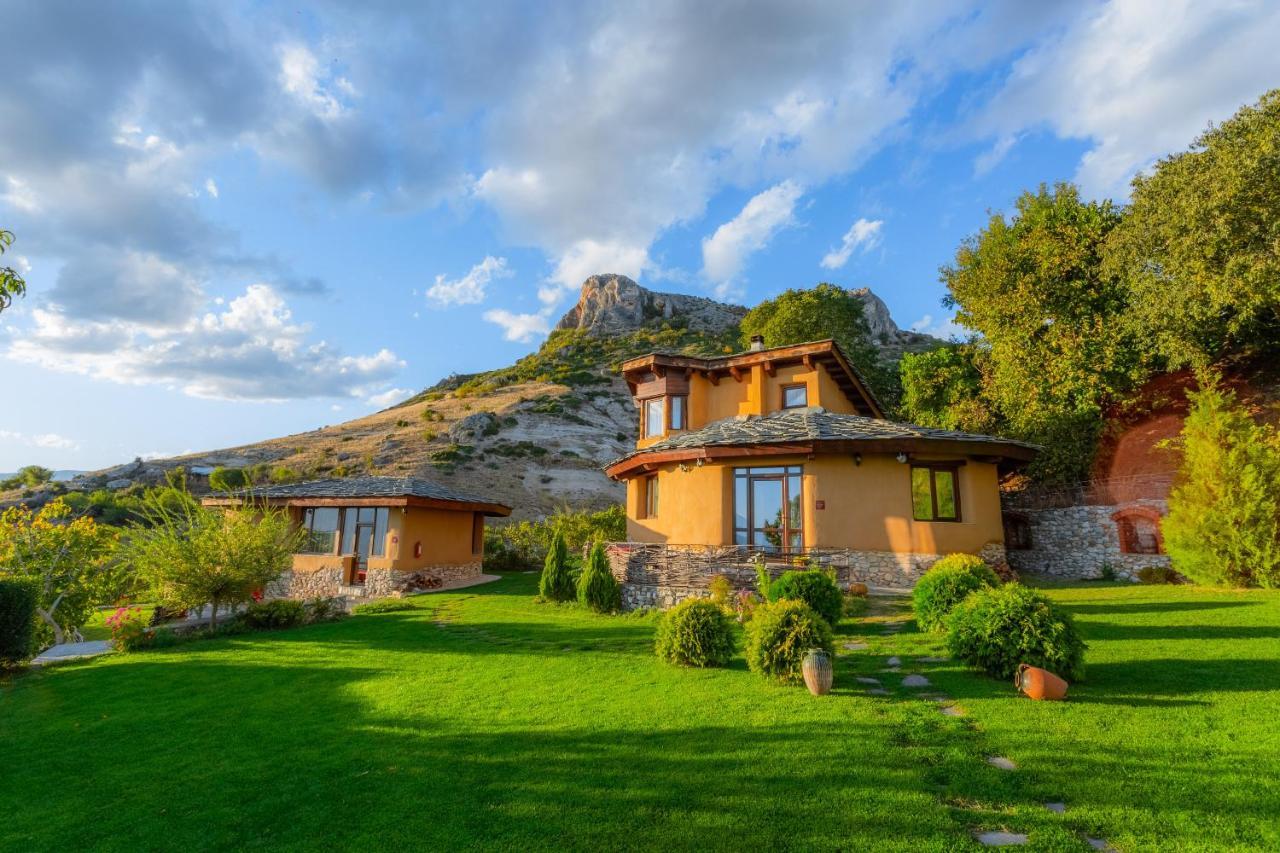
[910,462,962,522]
[729,366,744,383]
[202,495,511,516]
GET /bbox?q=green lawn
[1,574,1276,851]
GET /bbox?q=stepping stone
[902,674,930,688]
[31,640,114,666]
[1084,839,1116,852]
[975,831,1028,847]
[886,656,901,666]
[880,668,901,674]
[866,688,890,696]
[919,692,950,701]
[941,705,966,717]
[1043,802,1066,814]
[855,676,881,685]
[987,756,1017,771]
[916,656,948,662]
[842,642,869,650]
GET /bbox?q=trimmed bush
[745,599,835,682]
[538,532,574,602]
[655,599,735,667]
[303,596,345,622]
[768,570,843,627]
[947,584,1086,681]
[352,599,415,614]
[242,599,306,630]
[912,554,1001,632]
[0,578,37,665]
[577,541,621,613]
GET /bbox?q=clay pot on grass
[1015,664,1069,701]
[803,649,833,696]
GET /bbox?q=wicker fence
[1003,472,1176,510]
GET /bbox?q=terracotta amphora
[1014,664,1068,701]
[802,649,834,696]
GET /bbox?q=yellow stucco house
[203,477,510,599]
[602,337,1037,608]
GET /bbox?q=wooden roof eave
[605,437,1036,480]
[200,495,512,517]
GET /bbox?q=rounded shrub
[768,570,843,627]
[946,584,1086,681]
[745,599,835,682]
[0,578,38,666]
[577,541,621,613]
[655,598,735,667]
[912,554,1001,632]
[242,599,306,630]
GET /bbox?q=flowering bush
[105,605,155,652]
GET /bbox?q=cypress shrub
[947,584,1086,681]
[538,532,574,602]
[911,554,1001,632]
[768,570,844,627]
[655,599,735,667]
[577,541,621,613]
[0,578,37,666]
[745,599,834,682]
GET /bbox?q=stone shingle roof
[607,407,1038,471]
[222,476,508,509]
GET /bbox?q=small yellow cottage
[602,338,1037,608]
[203,477,510,599]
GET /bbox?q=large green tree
[739,283,895,406]
[898,344,999,434]
[0,229,26,314]
[1107,89,1280,368]
[940,183,1143,482]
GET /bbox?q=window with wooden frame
[641,474,659,518]
[733,465,804,552]
[910,464,961,522]
[642,397,665,438]
[781,383,808,409]
[300,507,341,554]
[472,513,485,555]
[668,395,687,431]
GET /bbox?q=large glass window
[733,466,803,552]
[911,465,960,522]
[301,507,340,554]
[643,398,664,438]
[642,475,659,518]
[323,506,391,557]
[669,395,686,431]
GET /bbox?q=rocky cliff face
[555,273,746,336]
[848,287,942,361]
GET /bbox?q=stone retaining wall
[606,542,1009,611]
[277,561,482,599]
[1006,501,1171,580]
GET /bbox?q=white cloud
[13,255,31,274]
[365,387,412,408]
[426,255,512,307]
[976,0,1280,198]
[911,313,968,341]
[820,217,883,270]
[0,430,81,453]
[204,178,219,198]
[278,43,347,120]
[8,284,405,401]
[541,241,651,305]
[483,308,552,343]
[701,181,804,285]
[973,134,1019,177]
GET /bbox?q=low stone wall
[277,561,482,599]
[1006,501,1171,580]
[606,542,1009,611]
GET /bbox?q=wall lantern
[853,452,862,466]
[895,452,909,464]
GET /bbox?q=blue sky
[3,0,1279,471]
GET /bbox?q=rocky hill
[12,275,938,519]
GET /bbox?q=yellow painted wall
[625,451,1005,554]
[289,505,481,575]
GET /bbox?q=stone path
[975,831,1028,847]
[31,640,114,666]
[1043,802,1066,814]
[987,756,1018,771]
[902,673,930,688]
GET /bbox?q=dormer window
[643,398,664,438]
[669,396,686,431]
[782,384,808,409]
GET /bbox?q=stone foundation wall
[606,542,1009,611]
[278,561,482,599]
[1006,501,1171,580]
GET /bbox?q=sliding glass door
[733,466,803,552]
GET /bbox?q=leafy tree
[0,499,122,645]
[124,495,303,628]
[941,183,1143,483]
[0,465,54,491]
[538,531,574,602]
[0,228,26,314]
[576,541,621,613]
[1163,377,1280,587]
[1107,89,1280,368]
[208,466,249,492]
[739,283,895,407]
[898,344,1000,433]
